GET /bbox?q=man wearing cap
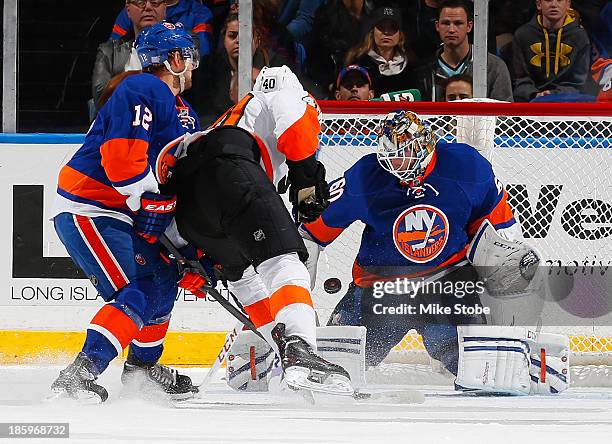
[335,65,376,100]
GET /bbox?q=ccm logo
[143,202,176,212]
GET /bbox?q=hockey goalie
[297,110,570,396]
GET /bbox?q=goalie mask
[376,110,436,183]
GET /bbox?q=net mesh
[314,103,612,377]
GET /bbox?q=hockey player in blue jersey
[49,22,201,403]
[301,110,521,376]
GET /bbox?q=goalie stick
[160,234,264,340]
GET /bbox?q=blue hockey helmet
[135,22,199,70]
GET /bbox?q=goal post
[314,100,612,374]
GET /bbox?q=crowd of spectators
[90,0,611,122]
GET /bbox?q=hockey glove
[134,192,177,244]
[176,246,218,298]
[178,269,209,298]
[287,155,330,223]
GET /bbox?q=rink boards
[0,134,234,365]
[0,134,611,365]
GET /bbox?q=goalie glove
[467,219,541,297]
[134,192,177,244]
[287,155,330,223]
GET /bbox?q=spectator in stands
[414,0,513,102]
[401,0,444,60]
[443,73,473,100]
[306,0,374,93]
[231,0,305,72]
[110,0,214,59]
[512,0,591,102]
[334,64,375,100]
[344,7,418,96]
[587,1,611,60]
[277,0,325,44]
[228,67,262,104]
[202,0,232,45]
[197,12,290,125]
[491,0,536,66]
[570,0,609,54]
[591,57,612,101]
[91,0,167,112]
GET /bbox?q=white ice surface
[1,364,612,444]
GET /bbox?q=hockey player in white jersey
[166,66,353,395]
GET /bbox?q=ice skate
[50,352,108,404]
[121,351,198,401]
[271,323,354,396]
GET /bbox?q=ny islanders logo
[392,205,449,263]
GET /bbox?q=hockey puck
[324,278,342,294]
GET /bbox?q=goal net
[314,100,612,386]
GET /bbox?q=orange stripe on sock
[134,321,170,343]
[243,298,274,328]
[90,305,139,349]
[268,285,313,319]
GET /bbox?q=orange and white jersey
[206,87,321,187]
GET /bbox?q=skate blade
[121,381,197,403]
[354,389,425,404]
[169,390,199,402]
[284,367,354,396]
[46,388,104,405]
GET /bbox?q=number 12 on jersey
[132,105,153,130]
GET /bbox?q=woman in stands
[344,7,418,96]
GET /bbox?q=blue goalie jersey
[302,142,517,287]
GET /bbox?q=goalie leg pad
[226,330,276,392]
[528,331,570,394]
[456,325,532,395]
[316,326,367,389]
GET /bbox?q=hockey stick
[160,234,263,340]
[196,321,243,389]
